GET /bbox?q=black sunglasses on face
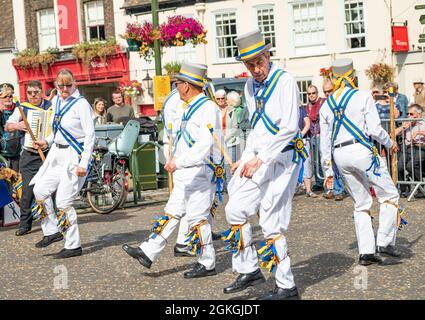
[27,90,41,95]
[308,92,318,95]
[56,84,73,89]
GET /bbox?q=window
[214,11,238,60]
[85,0,105,41]
[297,79,312,105]
[291,0,326,56]
[344,0,366,49]
[37,8,57,51]
[257,6,276,57]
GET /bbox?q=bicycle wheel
[87,162,127,214]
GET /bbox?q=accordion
[23,109,53,149]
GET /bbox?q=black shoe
[359,254,383,266]
[377,245,401,257]
[212,232,222,241]
[223,269,266,294]
[35,232,63,248]
[400,191,410,198]
[174,244,196,257]
[122,244,152,269]
[15,228,32,236]
[54,247,82,259]
[258,286,299,300]
[183,263,217,279]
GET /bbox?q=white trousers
[32,146,86,250]
[140,165,216,270]
[333,143,400,254]
[225,151,300,289]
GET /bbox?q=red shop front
[13,49,130,104]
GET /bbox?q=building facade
[1,0,424,104]
[118,0,425,103]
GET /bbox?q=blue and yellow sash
[327,89,381,176]
[53,96,84,158]
[250,69,285,134]
[173,96,209,150]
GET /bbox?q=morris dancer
[161,83,195,257]
[122,63,221,278]
[223,30,307,300]
[5,81,52,237]
[320,58,402,266]
[31,69,95,259]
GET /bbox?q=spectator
[410,78,425,108]
[92,97,107,126]
[224,91,241,163]
[305,84,326,192]
[0,83,20,172]
[371,86,381,101]
[322,80,346,201]
[375,85,400,122]
[106,91,135,124]
[5,80,52,236]
[395,104,425,198]
[298,104,316,198]
[386,82,409,118]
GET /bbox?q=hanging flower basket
[365,63,395,85]
[126,38,141,52]
[117,80,143,97]
[121,16,207,62]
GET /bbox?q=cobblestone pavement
[1,189,424,300]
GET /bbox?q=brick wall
[0,0,16,49]
[23,0,115,51]
[24,0,54,51]
[80,0,115,42]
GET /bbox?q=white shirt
[162,89,185,161]
[46,89,95,169]
[242,64,300,165]
[173,93,220,169]
[320,87,392,177]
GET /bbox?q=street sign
[419,38,425,43]
[153,75,171,111]
[415,5,425,10]
[421,14,425,24]
[420,34,425,39]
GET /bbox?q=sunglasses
[372,91,380,94]
[408,113,415,116]
[56,84,73,89]
[27,90,41,95]
[308,92,318,95]
[216,97,226,100]
[323,90,333,94]
[2,95,13,99]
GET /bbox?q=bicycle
[80,120,140,214]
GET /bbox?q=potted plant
[121,22,143,51]
[159,15,207,48]
[164,61,181,77]
[365,63,395,86]
[319,67,332,80]
[71,38,118,69]
[15,48,59,73]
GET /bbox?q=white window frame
[342,0,367,51]
[212,9,238,63]
[37,8,57,52]
[289,0,327,57]
[255,4,276,57]
[296,77,313,105]
[84,0,105,41]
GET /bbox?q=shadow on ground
[228,252,354,300]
